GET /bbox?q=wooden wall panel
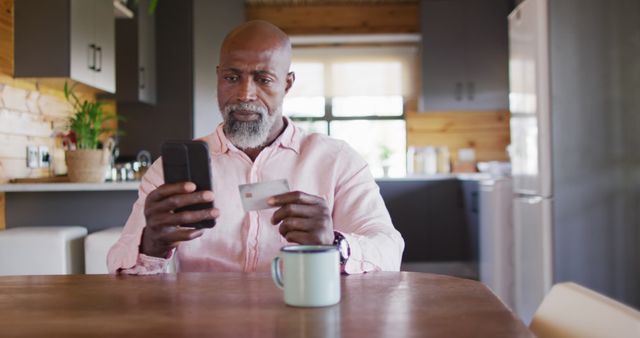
[246,3,419,35]
[0,0,12,77]
[406,111,511,162]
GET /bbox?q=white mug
[271,245,341,307]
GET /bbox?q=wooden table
[0,272,532,338]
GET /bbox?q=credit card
[238,179,290,212]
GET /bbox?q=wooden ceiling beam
[246,3,419,35]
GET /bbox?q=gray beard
[221,103,277,149]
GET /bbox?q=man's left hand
[269,191,334,245]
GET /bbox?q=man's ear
[285,71,295,94]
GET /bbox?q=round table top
[0,271,532,338]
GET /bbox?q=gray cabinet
[14,0,115,93]
[116,0,156,104]
[420,0,509,111]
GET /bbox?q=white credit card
[238,179,290,212]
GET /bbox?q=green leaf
[148,0,158,15]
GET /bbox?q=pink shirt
[107,119,404,274]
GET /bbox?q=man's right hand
[140,182,219,258]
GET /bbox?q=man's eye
[225,75,239,82]
[258,78,272,85]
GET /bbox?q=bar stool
[84,227,123,274]
[87,227,178,274]
[0,226,87,276]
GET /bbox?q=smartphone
[161,140,215,229]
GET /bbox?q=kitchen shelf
[0,182,140,192]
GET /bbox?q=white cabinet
[420,0,509,111]
[15,0,115,93]
[116,0,156,104]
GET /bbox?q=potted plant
[63,82,116,183]
[379,145,393,177]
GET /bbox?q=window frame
[285,44,417,135]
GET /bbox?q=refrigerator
[509,0,640,323]
[508,0,554,323]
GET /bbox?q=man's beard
[221,102,278,149]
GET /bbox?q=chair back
[530,282,640,338]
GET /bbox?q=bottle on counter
[437,146,451,174]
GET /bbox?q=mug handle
[271,255,284,289]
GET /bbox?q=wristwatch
[333,231,351,266]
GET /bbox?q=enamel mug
[271,245,341,307]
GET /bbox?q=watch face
[334,232,350,263]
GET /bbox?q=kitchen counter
[0,182,140,192]
[376,173,493,182]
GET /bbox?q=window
[284,46,417,177]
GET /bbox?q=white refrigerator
[508,0,554,324]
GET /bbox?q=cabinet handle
[88,44,96,70]
[466,82,475,100]
[139,67,146,89]
[471,191,479,213]
[455,82,463,101]
[95,46,102,72]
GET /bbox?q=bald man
[107,21,404,274]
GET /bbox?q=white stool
[84,227,123,274]
[85,227,177,274]
[0,226,87,276]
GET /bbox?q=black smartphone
[161,140,215,229]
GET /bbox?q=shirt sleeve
[331,142,405,274]
[107,159,168,274]
[118,253,171,275]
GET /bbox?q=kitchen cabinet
[14,0,115,93]
[377,178,472,262]
[116,0,156,104]
[419,0,509,111]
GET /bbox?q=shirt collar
[208,116,301,155]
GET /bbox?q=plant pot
[65,139,114,183]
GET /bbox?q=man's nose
[237,78,257,102]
